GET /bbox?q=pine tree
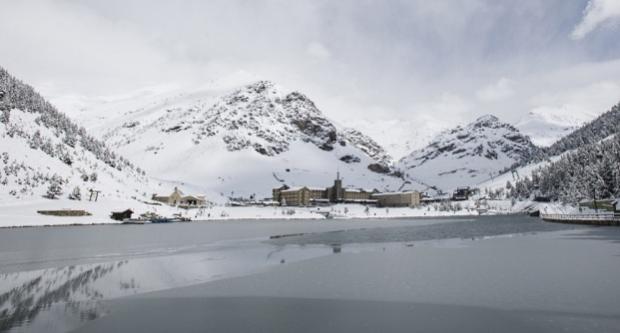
[45,178,63,199]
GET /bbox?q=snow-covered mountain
[544,101,620,157]
[398,115,538,192]
[96,81,406,199]
[341,117,450,160]
[515,107,603,147]
[476,101,620,203]
[0,66,154,203]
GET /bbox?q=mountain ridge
[398,114,538,192]
[96,80,407,198]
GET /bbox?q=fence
[541,213,620,226]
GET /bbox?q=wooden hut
[110,209,133,221]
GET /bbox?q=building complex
[272,174,421,207]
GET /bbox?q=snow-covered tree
[44,178,63,199]
[509,132,620,203]
[68,186,81,200]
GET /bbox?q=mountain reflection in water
[0,262,121,331]
[0,216,583,332]
[0,241,335,332]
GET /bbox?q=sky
[1,0,620,154]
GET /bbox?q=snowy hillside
[516,109,589,147]
[499,102,620,203]
[0,66,156,205]
[544,102,620,157]
[97,81,406,199]
[508,133,620,202]
[398,115,538,192]
[516,102,619,147]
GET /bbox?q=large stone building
[152,187,207,208]
[275,186,327,206]
[371,191,421,207]
[272,174,378,206]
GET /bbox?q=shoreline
[2,197,574,229]
[0,211,513,229]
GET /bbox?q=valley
[1,65,619,227]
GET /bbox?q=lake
[1,215,619,332]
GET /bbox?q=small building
[372,191,421,207]
[152,187,206,208]
[110,209,133,221]
[421,194,451,204]
[452,187,474,201]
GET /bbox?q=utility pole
[593,188,598,214]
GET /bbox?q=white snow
[1,198,533,228]
[78,81,408,199]
[516,106,603,147]
[0,109,163,207]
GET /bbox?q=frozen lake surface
[1,216,619,332]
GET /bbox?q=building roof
[281,186,325,193]
[181,195,205,201]
[371,191,420,197]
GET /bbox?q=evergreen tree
[44,178,63,199]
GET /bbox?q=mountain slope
[398,115,538,192]
[509,132,620,202]
[500,101,620,202]
[516,108,591,147]
[543,101,620,157]
[0,66,153,203]
[98,81,406,198]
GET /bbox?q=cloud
[476,78,515,102]
[306,42,331,60]
[2,0,620,153]
[571,0,620,39]
[528,80,620,121]
[0,0,179,95]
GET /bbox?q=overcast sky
[2,0,620,137]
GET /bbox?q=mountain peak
[398,114,537,191]
[472,114,500,126]
[96,80,401,197]
[245,80,276,94]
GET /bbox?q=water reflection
[0,241,335,332]
[0,262,120,331]
[1,216,575,332]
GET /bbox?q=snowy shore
[0,196,579,228]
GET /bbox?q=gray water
[1,216,618,333]
[0,217,470,273]
[268,214,582,245]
